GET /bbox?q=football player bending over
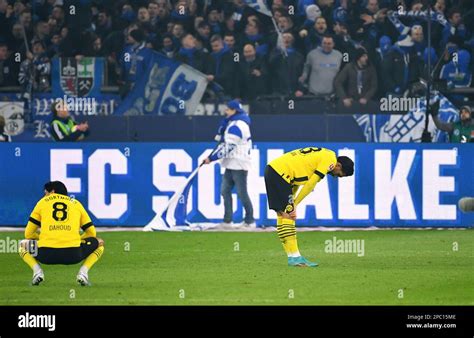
[265,147,354,267]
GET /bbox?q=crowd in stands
[0,0,473,106]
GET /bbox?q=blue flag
[116,52,208,115]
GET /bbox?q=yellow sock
[286,234,300,256]
[19,247,40,271]
[276,216,289,255]
[82,246,104,270]
[276,219,300,257]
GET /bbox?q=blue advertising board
[0,143,472,227]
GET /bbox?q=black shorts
[264,165,293,212]
[31,237,99,265]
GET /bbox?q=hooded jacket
[210,111,252,171]
[440,49,472,88]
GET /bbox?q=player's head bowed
[331,156,354,178]
[44,181,68,196]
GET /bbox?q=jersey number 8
[52,202,68,222]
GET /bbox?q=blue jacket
[120,43,154,84]
[440,50,472,89]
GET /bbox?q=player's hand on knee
[19,239,29,250]
[281,210,296,221]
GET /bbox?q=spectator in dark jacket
[206,5,224,36]
[381,36,421,95]
[374,35,392,96]
[95,9,113,41]
[208,34,237,98]
[175,33,210,75]
[333,21,358,60]
[241,19,269,57]
[0,43,18,87]
[334,48,378,108]
[269,15,296,50]
[269,32,304,96]
[196,21,212,51]
[224,32,238,52]
[299,16,328,53]
[238,43,268,101]
[160,33,177,58]
[119,28,153,96]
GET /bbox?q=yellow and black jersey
[269,147,337,186]
[27,194,93,248]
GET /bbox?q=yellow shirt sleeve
[81,226,97,239]
[26,202,42,239]
[25,223,39,240]
[77,201,96,238]
[28,202,41,225]
[294,174,322,206]
[78,201,93,229]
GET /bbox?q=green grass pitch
[1,230,473,305]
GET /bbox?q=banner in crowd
[52,57,104,98]
[115,52,208,115]
[243,0,272,16]
[1,143,472,228]
[355,94,459,142]
[0,93,121,141]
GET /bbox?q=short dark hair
[337,156,354,176]
[278,15,292,23]
[273,8,286,17]
[448,7,461,19]
[322,33,334,41]
[198,21,210,29]
[32,40,46,49]
[99,9,110,16]
[44,181,68,196]
[210,34,222,43]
